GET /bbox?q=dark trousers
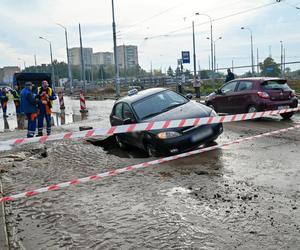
[38,112,52,136]
[26,113,37,138]
[194,87,200,98]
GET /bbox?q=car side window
[114,103,123,119]
[237,81,253,92]
[221,81,237,94]
[123,103,135,121]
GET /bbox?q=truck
[13,72,53,91]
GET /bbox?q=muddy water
[1,106,300,249]
[0,97,116,131]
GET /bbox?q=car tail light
[257,92,270,99]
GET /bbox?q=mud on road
[0,109,299,249]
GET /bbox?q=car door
[228,80,254,114]
[110,102,128,142]
[214,81,238,113]
[122,103,143,147]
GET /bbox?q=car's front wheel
[145,143,158,157]
[115,135,126,148]
[280,112,294,119]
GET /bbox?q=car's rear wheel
[280,112,294,119]
[145,143,158,157]
[247,105,258,113]
[115,135,126,148]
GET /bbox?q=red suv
[205,77,298,119]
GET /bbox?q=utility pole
[280,41,283,77]
[34,54,37,72]
[256,49,258,72]
[123,44,128,86]
[192,21,197,78]
[283,47,286,76]
[79,23,86,92]
[111,0,120,97]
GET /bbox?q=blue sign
[181,51,190,64]
[266,66,274,72]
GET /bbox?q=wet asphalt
[0,99,299,249]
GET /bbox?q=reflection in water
[3,116,9,130]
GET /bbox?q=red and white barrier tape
[1,124,299,204]
[0,107,299,150]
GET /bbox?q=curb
[0,178,9,250]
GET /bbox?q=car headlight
[210,109,217,116]
[157,131,181,139]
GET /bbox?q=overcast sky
[0,0,300,74]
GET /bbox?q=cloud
[0,0,300,74]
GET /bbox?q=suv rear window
[262,80,291,91]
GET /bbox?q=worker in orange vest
[36,80,57,136]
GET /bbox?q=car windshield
[132,90,188,120]
[262,80,291,91]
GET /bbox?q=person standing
[36,80,57,136]
[193,76,202,99]
[225,68,235,83]
[0,88,9,118]
[10,85,24,129]
[20,82,38,138]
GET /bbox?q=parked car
[205,77,298,119]
[110,88,223,156]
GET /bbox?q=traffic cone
[80,91,88,113]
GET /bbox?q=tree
[259,57,281,77]
[167,66,174,77]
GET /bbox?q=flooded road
[0,99,299,249]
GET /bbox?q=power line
[145,1,279,40]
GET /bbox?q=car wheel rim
[115,135,123,148]
[248,106,257,113]
[147,144,156,157]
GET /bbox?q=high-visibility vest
[38,87,53,97]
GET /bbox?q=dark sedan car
[110,88,223,156]
[205,77,298,119]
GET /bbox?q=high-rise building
[69,47,93,69]
[117,45,138,69]
[92,52,114,67]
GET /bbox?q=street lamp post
[192,21,197,78]
[207,36,222,72]
[39,36,55,88]
[241,27,254,75]
[56,23,73,93]
[195,13,214,74]
[111,0,120,97]
[17,58,26,70]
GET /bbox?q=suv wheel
[280,112,294,120]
